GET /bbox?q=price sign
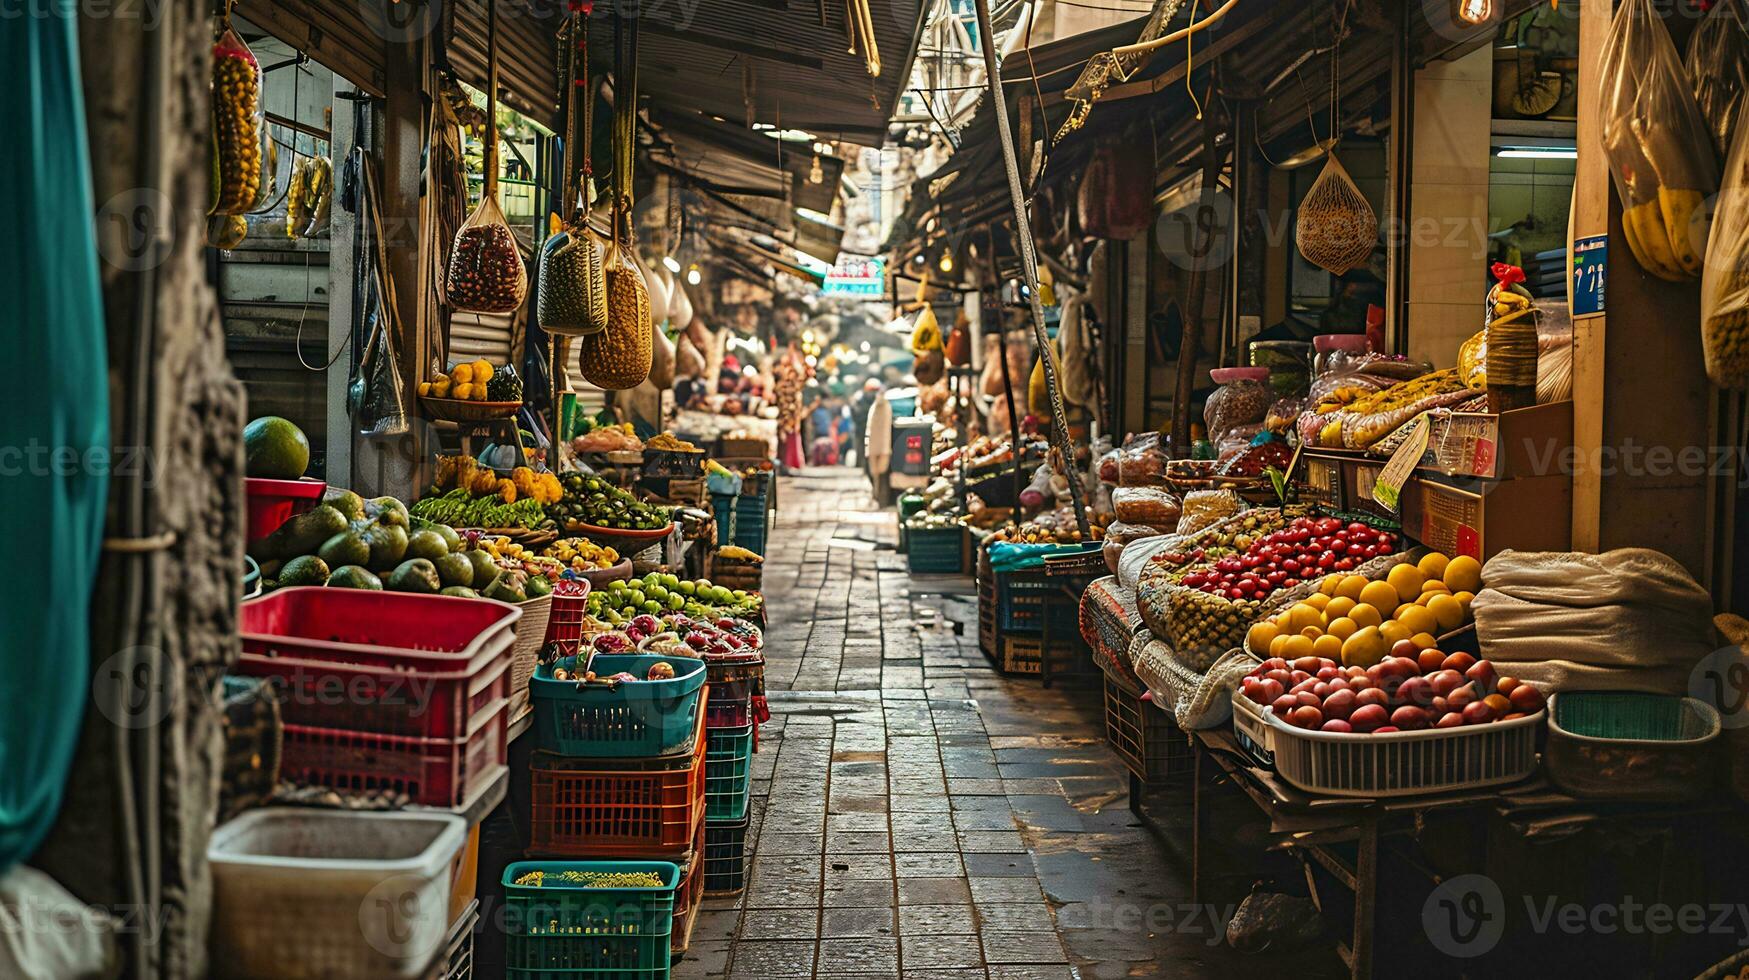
[1372,415,1430,513]
[1572,235,1607,317]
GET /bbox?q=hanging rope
[485,0,501,205]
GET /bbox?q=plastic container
[705,675,758,729]
[1229,691,1275,766]
[1311,332,1373,376]
[702,817,749,896]
[643,448,705,478]
[710,493,738,547]
[501,860,679,977]
[279,697,508,808]
[1544,692,1721,800]
[245,476,326,544]
[542,580,592,655]
[236,643,510,740]
[531,654,707,758]
[704,724,753,822]
[209,807,467,979]
[1250,703,1542,798]
[241,588,523,667]
[670,823,706,959]
[528,700,708,859]
[442,899,478,980]
[906,526,964,574]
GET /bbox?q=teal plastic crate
[732,493,767,555]
[503,860,679,978]
[704,724,753,822]
[531,655,706,758]
[703,817,749,895]
[906,525,963,574]
[897,495,926,555]
[1552,691,1704,740]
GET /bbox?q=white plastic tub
[208,808,467,979]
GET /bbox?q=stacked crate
[525,652,711,964]
[703,652,764,895]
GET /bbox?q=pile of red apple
[1182,517,1400,602]
[1239,642,1545,734]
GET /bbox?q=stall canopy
[445,0,565,124]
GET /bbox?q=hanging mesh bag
[209,26,264,216]
[538,219,610,336]
[1295,152,1377,276]
[1702,123,1749,389]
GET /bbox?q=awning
[647,109,845,215]
[444,0,566,126]
[233,0,388,96]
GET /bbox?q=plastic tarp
[1,11,109,871]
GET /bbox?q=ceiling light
[860,341,871,352]
[662,255,681,273]
[1454,0,1492,26]
[1495,146,1577,159]
[938,252,954,273]
[686,265,701,285]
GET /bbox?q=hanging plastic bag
[1702,122,1749,389]
[649,321,677,389]
[1295,153,1377,275]
[1077,133,1151,240]
[445,192,528,313]
[669,278,694,329]
[646,259,673,328]
[909,304,942,353]
[1599,0,1719,281]
[1688,0,1749,160]
[209,26,264,216]
[537,221,610,336]
[286,155,332,240]
[244,120,277,213]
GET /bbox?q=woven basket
[508,593,554,719]
[419,396,522,422]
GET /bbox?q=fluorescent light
[1496,147,1577,159]
[662,255,682,273]
[795,207,833,225]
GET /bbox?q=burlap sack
[1472,548,1717,694]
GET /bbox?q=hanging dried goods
[446,218,527,313]
[538,226,609,335]
[210,28,263,216]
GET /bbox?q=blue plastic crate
[703,817,749,895]
[906,526,963,574]
[996,570,1073,634]
[710,494,737,546]
[704,724,753,822]
[503,860,678,978]
[531,655,706,758]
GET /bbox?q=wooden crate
[995,634,1043,675]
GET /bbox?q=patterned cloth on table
[1078,576,1146,684]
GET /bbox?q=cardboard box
[1418,401,1573,480]
[1400,473,1572,560]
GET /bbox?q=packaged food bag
[537,222,610,336]
[1687,0,1749,160]
[1295,152,1378,275]
[210,27,264,216]
[446,193,529,313]
[579,233,653,390]
[1702,122,1749,389]
[1599,0,1719,281]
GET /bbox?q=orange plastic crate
[671,819,706,959]
[528,693,708,860]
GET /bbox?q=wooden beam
[1569,0,1608,552]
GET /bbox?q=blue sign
[1572,235,1607,317]
[823,256,886,297]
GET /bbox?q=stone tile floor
[675,469,1329,980]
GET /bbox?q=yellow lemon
[1288,604,1325,634]
[1326,617,1359,641]
[1337,575,1369,601]
[1393,604,1437,638]
[1348,603,1383,629]
[1386,563,1425,603]
[1421,579,1451,595]
[1269,634,1292,659]
[1379,620,1412,646]
[1324,596,1357,621]
[1302,593,1332,612]
[1341,626,1389,668]
[1417,551,1450,583]
[1444,555,1482,594]
[1358,581,1401,618]
[1428,593,1467,632]
[1320,574,1343,596]
[1453,590,1476,611]
[1282,635,1317,661]
[1312,634,1345,661]
[1246,622,1278,654]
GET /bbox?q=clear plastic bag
[1688,0,1749,160]
[1599,0,1719,281]
[445,194,529,313]
[1117,432,1169,487]
[285,155,332,240]
[1295,152,1378,275]
[1264,396,1303,434]
[1111,487,1180,527]
[537,223,609,336]
[1702,122,1749,389]
[1174,488,1241,536]
[209,27,264,216]
[1096,447,1122,484]
[1203,367,1272,448]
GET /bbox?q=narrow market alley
[675,470,1293,980]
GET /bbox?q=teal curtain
[0,6,111,871]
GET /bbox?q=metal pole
[971,0,1090,539]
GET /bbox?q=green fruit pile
[586,573,760,625]
[548,472,671,531]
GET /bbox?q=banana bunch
[543,537,620,570]
[716,545,763,563]
[1623,189,1709,281]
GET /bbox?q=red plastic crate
[672,820,706,959]
[241,587,522,665]
[543,580,591,652]
[705,676,759,729]
[527,697,708,860]
[235,646,511,739]
[279,697,508,807]
[245,477,325,544]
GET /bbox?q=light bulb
[860,341,871,352]
[686,265,701,285]
[1454,0,1491,25]
[662,255,681,273]
[938,252,953,273]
